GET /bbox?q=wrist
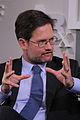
[1,84,10,94]
[67,78,74,90]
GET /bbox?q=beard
[27,51,53,64]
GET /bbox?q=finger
[63,51,68,65]
[61,71,67,79]
[6,70,15,78]
[45,67,57,76]
[7,81,19,87]
[9,57,12,72]
[62,51,70,71]
[64,52,70,67]
[5,62,9,73]
[18,74,31,81]
[66,55,70,67]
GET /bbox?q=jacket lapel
[46,61,59,114]
[10,57,22,107]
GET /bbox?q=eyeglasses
[30,36,57,48]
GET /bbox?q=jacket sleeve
[0,63,5,85]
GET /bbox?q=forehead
[31,24,54,41]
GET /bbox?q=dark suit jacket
[0,56,80,120]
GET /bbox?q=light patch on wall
[0,4,5,16]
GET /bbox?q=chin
[43,57,52,62]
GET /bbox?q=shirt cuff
[70,77,80,94]
[0,85,12,104]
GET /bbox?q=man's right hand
[1,57,30,94]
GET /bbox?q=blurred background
[0,0,80,65]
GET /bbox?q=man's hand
[46,51,74,89]
[1,57,30,94]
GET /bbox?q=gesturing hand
[46,51,74,89]
[1,57,30,94]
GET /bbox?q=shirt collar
[22,57,33,72]
[22,57,46,73]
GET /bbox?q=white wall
[0,0,76,63]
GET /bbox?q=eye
[39,40,46,42]
[38,40,46,44]
[49,37,54,42]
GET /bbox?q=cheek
[28,46,42,56]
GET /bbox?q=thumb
[19,74,31,80]
[45,67,57,76]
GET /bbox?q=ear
[18,38,28,50]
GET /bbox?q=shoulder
[12,57,22,67]
[0,57,22,68]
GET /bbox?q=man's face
[25,24,54,64]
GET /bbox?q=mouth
[42,52,53,56]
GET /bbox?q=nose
[44,42,53,49]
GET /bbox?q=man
[0,10,80,120]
